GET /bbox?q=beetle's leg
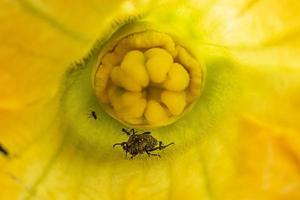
[124,145,129,158]
[113,142,127,148]
[149,141,174,151]
[130,153,137,159]
[146,150,151,157]
[130,128,137,135]
[122,128,131,135]
[146,150,161,157]
[122,128,138,135]
[159,141,174,150]
[142,131,151,135]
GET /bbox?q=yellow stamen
[94,30,204,127]
[119,91,147,118]
[161,91,186,116]
[144,48,173,83]
[144,100,169,124]
[120,50,149,87]
[163,63,190,91]
[110,66,142,92]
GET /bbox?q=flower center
[94,30,204,127]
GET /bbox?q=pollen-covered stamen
[121,50,149,87]
[144,48,173,83]
[163,63,190,91]
[94,31,203,127]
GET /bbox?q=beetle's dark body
[113,128,174,158]
[126,133,157,155]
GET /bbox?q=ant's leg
[146,150,161,157]
[88,110,94,118]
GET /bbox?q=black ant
[0,143,9,157]
[88,110,97,120]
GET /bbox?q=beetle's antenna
[130,128,137,135]
[122,128,131,135]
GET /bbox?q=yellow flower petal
[1,0,300,200]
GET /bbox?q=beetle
[113,128,174,159]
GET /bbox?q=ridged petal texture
[0,0,300,199]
